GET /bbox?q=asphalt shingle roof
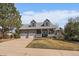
[19,22,58,30]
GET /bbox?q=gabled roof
[19,19,58,30]
[19,22,58,30]
[31,20,36,23]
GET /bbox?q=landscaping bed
[27,38,79,51]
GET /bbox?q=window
[37,29,41,34]
[45,22,49,26]
[43,19,50,26]
[32,23,35,27]
[30,20,36,27]
[49,29,54,34]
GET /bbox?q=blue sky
[15,3,79,13]
[15,3,79,28]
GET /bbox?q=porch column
[41,29,42,37]
[48,29,49,34]
[47,29,49,37]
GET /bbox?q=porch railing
[35,34,42,38]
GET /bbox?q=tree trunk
[2,28,7,39]
[2,28,5,38]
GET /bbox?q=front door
[42,29,48,37]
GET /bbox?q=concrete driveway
[0,37,33,48]
[0,36,79,56]
[0,36,33,56]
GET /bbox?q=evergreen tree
[64,17,79,41]
[0,3,21,38]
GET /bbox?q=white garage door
[20,32,27,39]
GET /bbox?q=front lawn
[26,38,79,51]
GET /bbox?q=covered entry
[42,29,48,37]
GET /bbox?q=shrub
[14,29,20,38]
[14,33,20,38]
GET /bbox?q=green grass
[27,38,79,51]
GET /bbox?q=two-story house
[19,19,60,38]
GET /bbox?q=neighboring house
[19,19,63,38]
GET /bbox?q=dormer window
[32,23,35,27]
[46,22,49,26]
[30,20,36,27]
[42,19,50,26]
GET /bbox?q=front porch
[35,28,56,38]
[20,28,56,38]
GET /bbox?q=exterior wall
[20,30,28,38]
[20,28,61,38]
[35,34,42,38]
[20,30,27,36]
[20,29,36,38]
[28,29,36,37]
[48,34,56,37]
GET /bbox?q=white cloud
[21,10,79,28]
[22,11,35,15]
